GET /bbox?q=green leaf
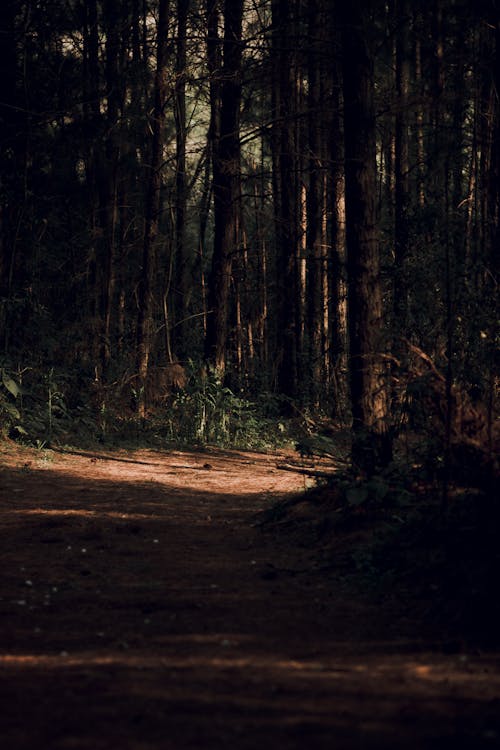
[3,402,21,419]
[13,424,28,435]
[2,372,20,398]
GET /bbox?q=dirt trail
[1,444,499,749]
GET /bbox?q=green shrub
[165,364,287,449]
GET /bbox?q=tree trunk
[328,49,349,420]
[341,1,392,473]
[0,0,19,311]
[393,0,410,330]
[82,0,102,365]
[136,0,170,417]
[485,1,500,456]
[204,0,244,374]
[271,0,299,400]
[100,0,122,376]
[307,0,326,408]
[173,0,189,359]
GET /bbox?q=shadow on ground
[1,446,500,749]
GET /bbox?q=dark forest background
[0,0,498,480]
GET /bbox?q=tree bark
[0,0,19,306]
[100,0,122,375]
[328,47,349,420]
[204,0,244,374]
[136,0,170,416]
[173,0,189,359]
[307,0,326,408]
[341,1,392,473]
[393,0,410,330]
[271,0,299,400]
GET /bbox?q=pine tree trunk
[341,1,392,473]
[307,0,326,408]
[100,0,122,375]
[136,0,170,416]
[328,50,349,420]
[393,0,410,330]
[0,0,18,308]
[174,0,189,359]
[271,0,299,400]
[205,0,244,374]
[485,2,500,455]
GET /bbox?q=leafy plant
[166,363,287,449]
[0,366,26,437]
[0,361,77,445]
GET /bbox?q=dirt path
[1,444,499,749]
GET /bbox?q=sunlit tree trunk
[341,1,392,473]
[173,0,189,359]
[328,50,349,419]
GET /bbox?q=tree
[173,0,190,359]
[271,0,300,400]
[340,0,392,472]
[0,0,19,337]
[204,0,244,373]
[306,0,328,407]
[136,0,171,416]
[99,0,124,374]
[393,0,410,332]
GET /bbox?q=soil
[1,441,499,749]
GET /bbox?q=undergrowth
[259,455,500,649]
[0,359,291,451]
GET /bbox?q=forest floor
[1,440,499,749]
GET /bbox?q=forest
[1,1,500,747]
[0,0,498,470]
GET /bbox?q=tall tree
[271,0,300,399]
[484,0,500,454]
[136,0,170,416]
[100,0,123,374]
[0,0,19,330]
[204,0,244,373]
[393,0,410,332]
[173,0,190,359]
[341,0,392,472]
[328,39,349,419]
[307,0,328,407]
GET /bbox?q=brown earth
[1,442,499,749]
